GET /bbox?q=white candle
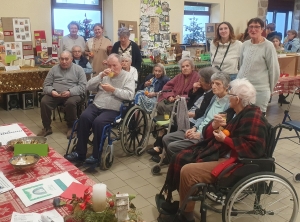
[92,183,107,212]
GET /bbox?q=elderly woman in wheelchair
[135,63,170,113]
[150,71,233,163]
[157,78,299,222]
[65,53,135,164]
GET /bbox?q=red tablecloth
[273,76,300,94]
[0,123,96,222]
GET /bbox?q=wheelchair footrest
[155,194,175,216]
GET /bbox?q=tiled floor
[1,93,300,221]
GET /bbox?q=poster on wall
[5,42,23,59]
[140,0,171,56]
[13,18,31,42]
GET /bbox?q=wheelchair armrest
[217,163,238,180]
[238,157,274,165]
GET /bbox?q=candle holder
[64,187,143,222]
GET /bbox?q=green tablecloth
[140,61,211,82]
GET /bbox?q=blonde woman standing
[85,24,112,75]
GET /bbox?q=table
[140,61,211,82]
[0,123,96,221]
[278,55,300,77]
[0,67,50,94]
[273,76,300,94]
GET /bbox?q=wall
[0,0,259,45]
[110,0,258,42]
[0,0,52,46]
[224,0,259,34]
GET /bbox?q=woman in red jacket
[156,57,199,115]
[152,57,199,153]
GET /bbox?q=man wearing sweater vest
[65,53,135,164]
[37,51,87,138]
[72,45,93,80]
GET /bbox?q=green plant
[184,17,205,45]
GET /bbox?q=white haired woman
[111,27,142,72]
[135,63,170,113]
[121,54,138,87]
[160,78,270,221]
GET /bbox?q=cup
[164,112,170,120]
[108,71,114,78]
[219,112,227,122]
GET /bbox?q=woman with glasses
[283,29,300,53]
[210,22,242,81]
[85,24,112,75]
[159,78,270,221]
[237,17,280,115]
[59,21,86,56]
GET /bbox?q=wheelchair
[65,95,135,170]
[118,89,177,157]
[274,86,300,146]
[155,124,299,222]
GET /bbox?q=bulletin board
[118,20,138,42]
[1,17,34,59]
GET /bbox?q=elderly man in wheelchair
[157,78,299,222]
[65,53,135,164]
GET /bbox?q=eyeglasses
[248,25,261,30]
[228,89,238,97]
[72,51,81,53]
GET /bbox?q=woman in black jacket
[111,27,142,73]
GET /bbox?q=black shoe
[147,147,162,156]
[278,94,290,106]
[64,152,85,162]
[151,155,169,164]
[161,201,179,214]
[85,156,99,164]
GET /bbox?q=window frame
[183,1,210,44]
[184,1,210,16]
[51,0,103,32]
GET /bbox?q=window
[183,2,210,44]
[267,10,293,42]
[51,0,102,36]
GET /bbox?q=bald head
[59,50,73,69]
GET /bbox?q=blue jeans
[76,104,119,159]
[230,74,237,81]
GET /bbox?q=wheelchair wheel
[151,165,161,175]
[120,106,148,155]
[135,147,144,156]
[101,152,114,170]
[222,172,299,222]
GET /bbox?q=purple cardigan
[158,70,199,102]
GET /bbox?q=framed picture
[171,32,180,44]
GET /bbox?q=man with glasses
[37,51,87,138]
[72,45,93,80]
